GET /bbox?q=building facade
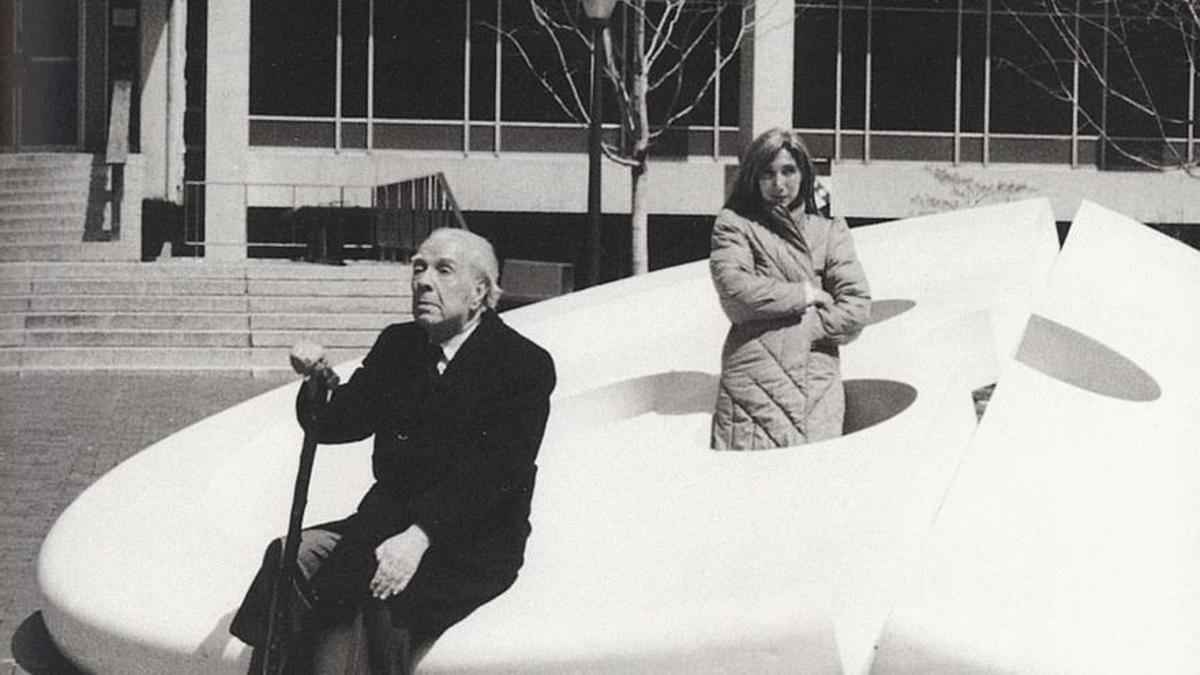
[5,0,1199,262]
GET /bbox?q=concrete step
[0,280,32,295]
[0,260,411,281]
[249,295,409,315]
[25,312,248,330]
[0,184,89,200]
[28,294,249,313]
[0,216,87,231]
[0,169,93,185]
[1,261,248,280]
[2,345,364,372]
[0,230,84,245]
[0,242,139,262]
[249,346,364,371]
[32,278,247,296]
[12,346,253,370]
[0,201,88,217]
[0,153,95,168]
[26,329,250,348]
[244,263,411,281]
[0,175,92,190]
[251,329,379,348]
[250,312,393,330]
[0,255,412,374]
[247,279,408,297]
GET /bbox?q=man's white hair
[420,228,504,309]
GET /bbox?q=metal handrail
[372,172,468,261]
[104,80,132,237]
[181,173,468,260]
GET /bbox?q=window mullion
[336,0,343,152]
[367,0,375,150]
[954,0,963,164]
[463,0,471,156]
[835,0,844,162]
[983,0,992,166]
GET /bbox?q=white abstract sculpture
[35,199,1196,674]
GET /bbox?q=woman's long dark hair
[725,127,818,217]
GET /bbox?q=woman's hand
[803,280,835,309]
[370,526,430,600]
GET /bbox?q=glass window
[840,7,868,129]
[250,0,336,116]
[718,5,741,126]
[990,13,1073,134]
[341,0,369,118]
[794,7,838,129]
[875,0,958,9]
[1105,16,1191,139]
[374,1,466,120]
[498,0,588,123]
[23,0,78,57]
[871,9,957,131]
[961,13,987,133]
[469,0,498,120]
[643,2,733,127]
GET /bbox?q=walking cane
[259,345,340,674]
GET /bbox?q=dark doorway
[3,0,81,149]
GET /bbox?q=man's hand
[290,341,326,376]
[370,526,430,600]
[290,341,340,389]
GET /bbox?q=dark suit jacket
[290,310,555,622]
[230,311,554,648]
[303,309,556,570]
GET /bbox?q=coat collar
[758,202,810,256]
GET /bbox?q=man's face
[411,236,487,341]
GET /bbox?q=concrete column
[139,0,184,202]
[166,0,186,202]
[738,0,795,150]
[204,0,250,260]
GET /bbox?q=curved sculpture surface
[873,202,1200,674]
[41,198,1193,674]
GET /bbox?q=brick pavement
[0,372,293,671]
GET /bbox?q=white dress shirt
[434,314,482,375]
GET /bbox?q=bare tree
[489,0,751,277]
[997,0,1198,173]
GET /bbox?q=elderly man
[231,228,556,674]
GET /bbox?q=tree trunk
[629,0,650,276]
[630,158,649,275]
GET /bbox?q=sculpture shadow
[1015,314,1160,402]
[864,298,917,327]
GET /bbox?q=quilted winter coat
[709,205,871,450]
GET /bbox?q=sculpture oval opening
[843,378,919,435]
[556,372,916,441]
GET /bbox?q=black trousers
[231,522,515,674]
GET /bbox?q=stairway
[0,153,138,262]
[0,260,412,375]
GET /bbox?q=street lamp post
[582,0,617,287]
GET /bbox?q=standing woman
[710,128,871,450]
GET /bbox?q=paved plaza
[0,372,293,671]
